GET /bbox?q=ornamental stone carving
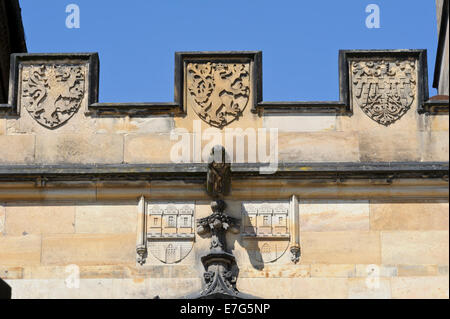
[21,64,85,129]
[186,62,250,128]
[137,202,195,265]
[351,59,416,126]
[241,201,290,264]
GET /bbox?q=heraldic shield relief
[21,64,86,129]
[351,59,417,126]
[187,62,250,128]
[241,201,290,264]
[146,202,195,264]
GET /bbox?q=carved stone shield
[146,203,195,264]
[351,59,416,126]
[186,62,250,128]
[241,202,290,264]
[21,64,85,129]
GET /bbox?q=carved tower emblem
[21,64,85,129]
[187,62,250,128]
[137,202,195,265]
[351,59,416,126]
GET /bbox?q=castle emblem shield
[351,59,416,126]
[186,62,250,128]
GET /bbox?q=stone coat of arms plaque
[21,64,86,129]
[351,59,417,126]
[186,62,250,128]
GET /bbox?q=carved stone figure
[21,64,85,129]
[351,59,416,126]
[206,145,231,198]
[187,62,250,128]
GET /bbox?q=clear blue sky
[20,0,440,102]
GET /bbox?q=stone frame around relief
[5,53,99,117]
[174,51,263,115]
[339,49,429,115]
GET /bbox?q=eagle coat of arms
[21,64,85,129]
[187,62,250,128]
[351,59,416,126]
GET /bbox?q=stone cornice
[0,162,447,183]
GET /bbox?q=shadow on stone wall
[0,278,12,299]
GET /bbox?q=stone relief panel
[351,59,417,126]
[139,202,195,265]
[186,62,250,128]
[241,201,290,264]
[20,64,86,129]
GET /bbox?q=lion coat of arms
[187,62,250,128]
[351,59,416,126]
[21,64,85,129]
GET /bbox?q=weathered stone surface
[421,131,449,162]
[277,132,360,162]
[42,234,136,265]
[94,116,174,134]
[348,278,391,299]
[310,264,356,278]
[35,134,123,164]
[381,231,449,265]
[397,265,440,277]
[5,203,75,235]
[0,204,4,234]
[0,266,23,279]
[359,130,421,162]
[124,133,196,163]
[0,119,5,135]
[263,114,336,132]
[239,265,311,278]
[391,276,449,299]
[300,231,381,264]
[237,278,348,298]
[299,200,370,232]
[0,235,41,266]
[354,264,398,278]
[370,202,449,231]
[0,135,35,164]
[75,203,137,234]
[6,279,50,299]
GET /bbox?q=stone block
[0,235,41,266]
[41,233,136,266]
[35,134,123,164]
[358,130,421,162]
[75,203,137,234]
[299,200,370,232]
[381,231,449,265]
[310,264,356,278]
[391,277,449,299]
[348,278,391,299]
[421,131,449,162]
[0,135,35,164]
[277,132,360,162]
[300,231,381,264]
[5,203,75,235]
[370,202,449,231]
[263,114,336,132]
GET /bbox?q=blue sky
[20,0,440,102]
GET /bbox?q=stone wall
[0,200,448,298]
[0,50,448,299]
